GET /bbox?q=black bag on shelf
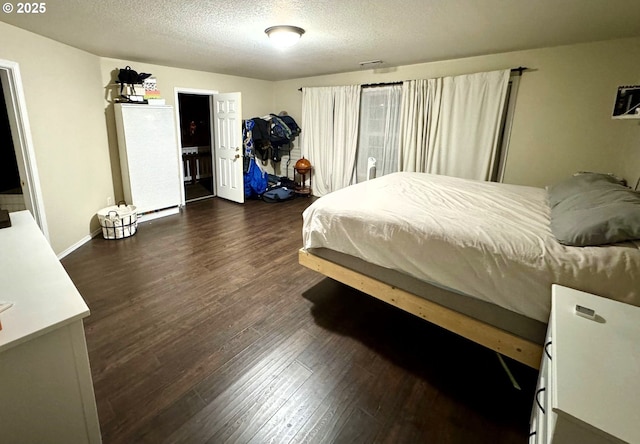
[116,66,152,96]
[117,66,139,84]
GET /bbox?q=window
[355,85,402,183]
[354,70,519,184]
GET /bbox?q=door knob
[235,154,240,159]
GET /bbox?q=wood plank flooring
[61,196,538,444]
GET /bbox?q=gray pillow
[547,172,626,208]
[548,176,640,246]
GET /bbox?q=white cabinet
[114,104,181,220]
[0,211,101,444]
[530,285,640,444]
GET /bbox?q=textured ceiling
[2,0,640,81]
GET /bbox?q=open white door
[213,92,244,203]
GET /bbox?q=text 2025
[17,2,46,13]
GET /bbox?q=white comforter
[302,172,640,323]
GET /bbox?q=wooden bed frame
[299,249,542,370]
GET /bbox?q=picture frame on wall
[612,85,640,119]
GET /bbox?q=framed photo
[612,85,640,119]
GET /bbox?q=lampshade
[265,25,305,48]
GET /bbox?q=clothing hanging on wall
[247,114,301,165]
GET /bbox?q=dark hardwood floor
[62,196,538,444]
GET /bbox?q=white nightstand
[530,284,640,444]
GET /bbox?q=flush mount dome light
[265,25,305,48]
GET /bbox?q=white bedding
[302,172,640,323]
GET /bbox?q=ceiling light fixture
[265,25,305,48]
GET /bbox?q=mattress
[302,172,640,323]
[308,247,548,344]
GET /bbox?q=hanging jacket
[250,117,272,162]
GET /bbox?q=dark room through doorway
[178,93,214,202]
[0,79,26,213]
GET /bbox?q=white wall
[273,37,640,188]
[0,21,114,254]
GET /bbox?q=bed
[299,172,640,369]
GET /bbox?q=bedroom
[1,1,640,442]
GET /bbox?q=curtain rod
[297,67,528,91]
[361,81,402,89]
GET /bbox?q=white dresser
[530,284,640,444]
[114,103,182,220]
[0,211,101,444]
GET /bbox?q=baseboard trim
[138,206,180,222]
[57,228,102,260]
[57,206,180,260]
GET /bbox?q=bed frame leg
[496,352,521,390]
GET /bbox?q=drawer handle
[535,387,546,414]
[544,341,552,360]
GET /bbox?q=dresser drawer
[531,285,640,444]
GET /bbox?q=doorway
[0,79,25,212]
[0,59,48,237]
[177,92,215,203]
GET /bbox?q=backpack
[270,115,293,140]
[276,114,301,137]
[261,186,295,203]
[116,66,152,96]
[269,115,293,149]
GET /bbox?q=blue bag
[262,186,295,203]
[243,158,267,198]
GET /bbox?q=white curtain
[301,85,361,196]
[356,85,402,182]
[427,70,510,180]
[399,79,430,172]
[400,69,510,181]
[301,87,333,195]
